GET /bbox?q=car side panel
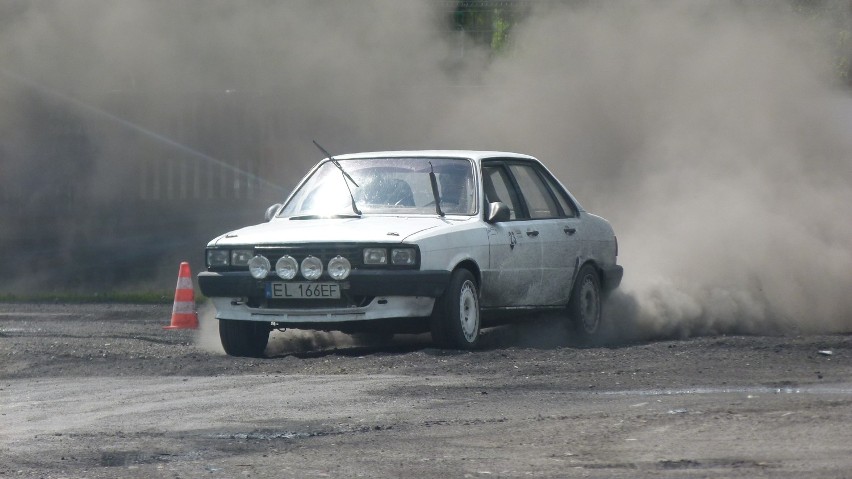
[481,220,543,308]
[408,220,490,274]
[537,216,582,305]
[577,213,618,268]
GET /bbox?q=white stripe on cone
[172,301,195,314]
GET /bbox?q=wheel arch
[572,258,601,287]
[452,259,481,288]
[571,257,601,286]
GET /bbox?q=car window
[540,171,578,218]
[508,164,559,219]
[482,165,523,220]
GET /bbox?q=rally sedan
[198,150,623,357]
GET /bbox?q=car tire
[430,269,481,349]
[568,264,604,344]
[219,319,270,357]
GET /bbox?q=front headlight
[231,249,254,267]
[327,256,351,280]
[247,255,271,279]
[391,248,416,265]
[207,249,230,267]
[363,248,387,265]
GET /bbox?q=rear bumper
[601,265,624,292]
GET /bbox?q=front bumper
[199,269,450,324]
[199,269,450,298]
[210,296,436,324]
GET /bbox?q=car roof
[331,150,537,164]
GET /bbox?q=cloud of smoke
[439,0,852,338]
[0,0,467,290]
[1,1,850,339]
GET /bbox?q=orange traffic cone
[164,261,199,330]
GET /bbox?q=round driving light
[275,255,298,280]
[327,256,351,280]
[301,256,323,280]
[248,255,271,279]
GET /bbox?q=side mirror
[264,203,282,221]
[485,202,510,224]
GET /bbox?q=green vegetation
[452,1,531,53]
[449,0,852,81]
[792,0,852,83]
[0,291,180,304]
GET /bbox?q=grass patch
[0,291,182,304]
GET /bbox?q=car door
[480,163,543,308]
[506,162,581,306]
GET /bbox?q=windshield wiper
[313,140,361,216]
[428,162,445,217]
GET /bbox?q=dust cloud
[2,1,851,340]
[431,1,852,339]
[194,302,224,355]
[195,302,376,356]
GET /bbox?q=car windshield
[279,157,477,217]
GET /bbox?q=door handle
[526,230,539,237]
[564,227,576,235]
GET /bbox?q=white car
[199,150,622,357]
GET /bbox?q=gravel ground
[2,302,852,478]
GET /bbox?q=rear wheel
[430,269,480,349]
[219,319,270,357]
[568,264,603,344]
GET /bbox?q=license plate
[266,282,341,299]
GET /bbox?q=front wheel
[568,264,603,344]
[219,319,270,357]
[430,269,481,349]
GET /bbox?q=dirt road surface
[2,302,851,478]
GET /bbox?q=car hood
[210,216,453,246]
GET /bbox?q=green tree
[452,1,530,53]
